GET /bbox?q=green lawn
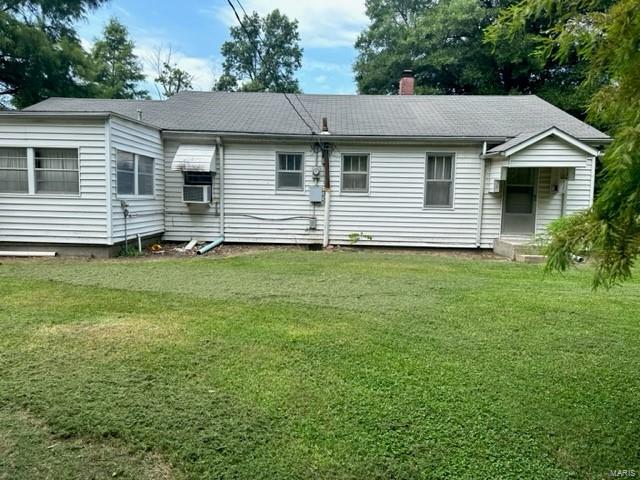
[0,249,639,479]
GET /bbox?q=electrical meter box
[309,185,323,203]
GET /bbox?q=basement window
[425,154,454,208]
[35,148,79,194]
[276,152,304,191]
[0,147,28,193]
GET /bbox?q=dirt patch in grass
[0,409,182,480]
[34,316,182,350]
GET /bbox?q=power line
[293,92,321,132]
[225,0,319,136]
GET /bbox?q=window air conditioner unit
[183,184,212,204]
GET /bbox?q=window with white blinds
[35,148,79,194]
[425,154,454,208]
[0,147,28,193]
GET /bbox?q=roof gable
[486,127,601,158]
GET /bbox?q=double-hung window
[117,150,154,196]
[276,153,303,191]
[0,147,28,193]
[342,154,369,193]
[425,154,454,208]
[35,148,79,194]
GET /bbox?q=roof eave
[0,110,161,129]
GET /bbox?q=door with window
[501,168,537,236]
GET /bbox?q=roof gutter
[162,130,511,144]
[0,110,161,130]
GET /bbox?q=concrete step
[493,237,544,261]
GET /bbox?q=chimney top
[399,69,415,95]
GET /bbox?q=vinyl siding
[109,117,164,242]
[508,136,589,168]
[0,117,108,244]
[163,139,221,242]
[481,136,594,243]
[480,157,506,247]
[330,144,483,247]
[223,142,323,244]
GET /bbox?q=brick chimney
[399,69,415,95]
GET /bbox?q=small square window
[35,148,79,194]
[276,153,303,191]
[117,151,155,196]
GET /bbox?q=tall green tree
[91,18,147,99]
[150,46,194,98]
[215,9,302,93]
[354,0,595,118]
[0,0,106,108]
[487,0,640,288]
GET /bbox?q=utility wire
[225,0,319,136]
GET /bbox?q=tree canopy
[91,18,147,99]
[150,46,194,98]
[354,0,597,118]
[487,0,640,287]
[0,0,107,108]
[215,9,302,93]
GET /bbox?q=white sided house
[0,78,609,257]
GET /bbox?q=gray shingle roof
[486,129,544,154]
[22,91,609,141]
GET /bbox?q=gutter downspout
[321,120,331,248]
[217,137,225,238]
[196,137,225,255]
[475,142,487,247]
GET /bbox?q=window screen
[276,153,303,190]
[117,151,135,195]
[425,154,454,207]
[184,171,213,185]
[342,154,369,192]
[35,148,79,194]
[137,155,154,196]
[0,147,28,193]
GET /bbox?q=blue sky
[76,0,368,97]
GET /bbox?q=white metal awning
[171,144,216,172]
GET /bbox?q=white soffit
[171,144,216,172]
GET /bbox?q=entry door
[502,168,537,236]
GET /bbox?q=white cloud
[81,35,219,97]
[135,42,219,95]
[209,0,367,48]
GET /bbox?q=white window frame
[424,152,455,209]
[0,147,81,197]
[276,152,304,192]
[116,149,155,198]
[0,147,29,194]
[34,148,80,195]
[341,153,370,194]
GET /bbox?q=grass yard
[0,249,639,479]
